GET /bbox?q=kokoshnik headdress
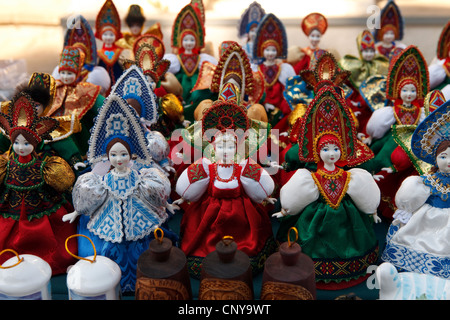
[253,13,288,60]
[238,1,266,38]
[0,92,59,146]
[109,64,159,127]
[171,3,205,54]
[437,20,450,60]
[411,93,450,167]
[87,93,152,165]
[301,12,328,36]
[373,0,404,42]
[295,52,373,166]
[386,45,429,102]
[64,15,98,72]
[357,30,375,57]
[95,0,123,41]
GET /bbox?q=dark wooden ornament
[199,236,253,300]
[135,228,192,300]
[261,227,316,300]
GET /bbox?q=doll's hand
[373,174,384,181]
[353,111,361,117]
[362,136,372,145]
[381,167,393,174]
[164,165,176,174]
[269,161,283,169]
[280,131,289,137]
[264,103,275,112]
[264,197,277,205]
[62,211,80,224]
[182,120,191,127]
[172,198,185,206]
[272,208,289,219]
[393,209,412,225]
[350,100,360,108]
[166,202,180,214]
[73,162,87,170]
[372,213,382,224]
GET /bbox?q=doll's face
[400,83,417,105]
[309,29,322,48]
[182,34,196,52]
[383,30,395,43]
[361,48,375,62]
[319,143,341,167]
[35,103,44,116]
[436,147,450,173]
[214,133,237,164]
[59,70,76,85]
[13,134,34,157]
[263,45,277,61]
[248,27,257,42]
[102,30,116,46]
[108,142,131,172]
[130,24,142,36]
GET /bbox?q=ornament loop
[222,235,234,246]
[0,249,24,269]
[287,227,299,247]
[65,234,97,263]
[154,228,164,244]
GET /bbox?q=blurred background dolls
[173,78,276,279]
[382,98,450,279]
[428,20,450,101]
[360,46,430,219]
[373,0,406,59]
[63,94,172,293]
[94,0,127,94]
[164,3,217,123]
[273,52,380,290]
[252,13,295,126]
[0,92,76,275]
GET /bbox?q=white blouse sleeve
[280,169,319,216]
[395,175,431,213]
[428,59,447,89]
[199,53,218,69]
[347,168,380,214]
[138,167,171,208]
[278,63,296,87]
[240,159,275,203]
[72,172,108,216]
[365,106,396,139]
[163,53,181,74]
[146,131,170,163]
[175,158,211,202]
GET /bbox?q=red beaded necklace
[214,163,238,183]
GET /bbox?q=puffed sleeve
[395,175,430,213]
[199,53,218,69]
[72,172,108,216]
[366,106,396,139]
[347,168,380,214]
[164,53,181,74]
[175,158,211,202]
[43,156,75,193]
[240,159,275,203]
[146,131,170,163]
[279,63,296,87]
[428,59,447,89]
[137,167,171,209]
[280,169,319,215]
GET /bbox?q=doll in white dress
[382,99,450,279]
[63,94,171,293]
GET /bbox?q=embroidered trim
[311,168,351,209]
[393,103,420,125]
[241,162,262,181]
[187,162,208,183]
[423,172,450,200]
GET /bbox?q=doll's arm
[43,156,76,193]
[273,169,319,218]
[394,175,430,220]
[138,168,172,208]
[163,53,181,74]
[347,168,381,214]
[175,158,210,202]
[278,63,296,87]
[71,172,108,216]
[240,159,275,203]
[365,107,395,140]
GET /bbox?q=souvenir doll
[52,14,111,95]
[63,94,172,293]
[108,64,174,176]
[115,4,164,51]
[287,12,328,75]
[252,13,295,125]
[428,20,450,100]
[95,0,126,92]
[339,30,389,134]
[237,1,266,66]
[360,45,429,219]
[173,80,277,278]
[0,73,86,173]
[273,55,381,289]
[381,98,450,279]
[48,46,105,159]
[373,0,406,58]
[164,3,218,123]
[0,92,77,275]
